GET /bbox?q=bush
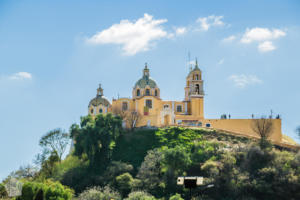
[169,193,183,200]
[77,186,121,200]
[125,191,156,200]
[19,180,73,200]
[0,183,8,198]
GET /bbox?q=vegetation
[2,114,300,199]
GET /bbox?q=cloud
[229,74,262,88]
[241,28,286,43]
[258,41,276,52]
[196,15,225,31]
[175,27,186,35]
[86,13,169,55]
[8,72,32,80]
[222,35,236,42]
[239,27,286,53]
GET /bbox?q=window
[99,108,103,113]
[195,74,199,80]
[146,99,152,108]
[195,84,200,94]
[177,105,182,112]
[136,89,140,96]
[146,89,150,96]
[164,105,169,109]
[91,109,94,114]
[122,102,128,111]
[206,123,211,128]
[155,90,158,96]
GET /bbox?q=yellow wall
[203,119,282,143]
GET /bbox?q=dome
[89,84,111,107]
[88,95,110,107]
[134,63,158,89]
[134,76,157,89]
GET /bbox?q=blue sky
[0,0,300,180]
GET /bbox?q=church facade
[88,62,283,143]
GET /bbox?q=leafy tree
[77,186,121,200]
[19,180,73,200]
[71,113,122,169]
[136,149,164,196]
[0,183,8,198]
[102,161,133,186]
[169,193,183,200]
[39,128,70,161]
[125,191,156,200]
[116,172,134,197]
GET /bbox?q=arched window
[91,109,94,114]
[164,105,169,109]
[146,89,150,96]
[99,108,103,113]
[155,89,158,96]
[122,102,128,111]
[196,84,200,94]
[195,74,199,80]
[136,89,140,96]
[177,105,182,112]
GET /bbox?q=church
[88,61,283,144]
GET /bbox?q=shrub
[0,183,8,198]
[125,191,156,200]
[19,180,73,200]
[77,186,121,200]
[169,193,183,200]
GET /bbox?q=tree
[71,113,122,169]
[77,186,121,200]
[39,128,70,161]
[0,183,8,198]
[127,109,142,130]
[251,117,274,149]
[125,191,156,200]
[116,173,134,197]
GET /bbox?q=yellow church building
[88,61,285,144]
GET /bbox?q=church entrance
[164,115,170,126]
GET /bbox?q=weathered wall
[203,119,282,143]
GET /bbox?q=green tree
[125,191,156,200]
[71,113,122,169]
[169,193,183,200]
[116,172,134,197]
[0,183,8,198]
[39,128,70,161]
[77,186,121,200]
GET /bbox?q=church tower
[185,59,204,118]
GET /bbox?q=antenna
[188,51,192,71]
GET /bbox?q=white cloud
[240,27,286,53]
[196,15,225,31]
[229,74,262,88]
[8,72,32,80]
[241,28,286,43]
[175,27,186,35]
[222,35,236,42]
[87,13,169,55]
[258,41,276,52]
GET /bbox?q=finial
[195,58,199,69]
[145,62,148,69]
[97,83,103,96]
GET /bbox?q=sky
[0,0,300,180]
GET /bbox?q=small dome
[134,76,157,89]
[89,84,111,107]
[88,95,110,107]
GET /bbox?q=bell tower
[185,59,204,118]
